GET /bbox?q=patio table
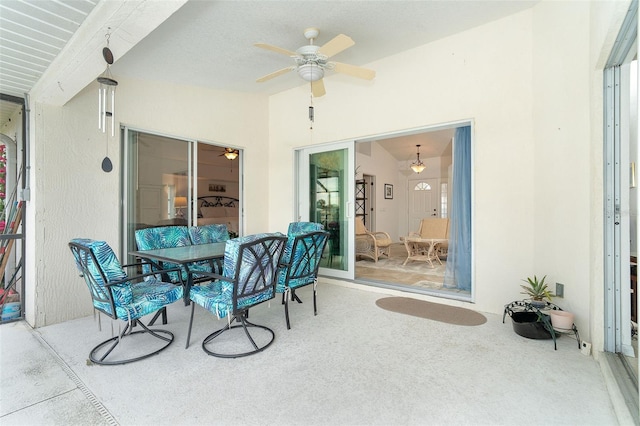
[130,242,226,305]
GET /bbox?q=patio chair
[355,216,392,262]
[134,225,210,283]
[276,230,329,329]
[188,224,230,274]
[185,233,287,357]
[188,223,230,244]
[287,221,324,236]
[410,218,449,258]
[68,239,183,365]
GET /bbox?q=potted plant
[547,309,575,331]
[520,275,554,308]
[503,275,555,340]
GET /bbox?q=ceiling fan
[255,27,376,97]
[220,148,239,160]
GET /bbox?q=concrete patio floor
[0,281,629,425]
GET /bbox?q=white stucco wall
[28,79,269,326]
[532,0,594,354]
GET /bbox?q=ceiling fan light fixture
[410,144,426,174]
[223,148,238,160]
[298,63,324,81]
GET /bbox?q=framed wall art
[384,184,393,199]
[208,183,227,193]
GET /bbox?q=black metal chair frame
[69,241,184,366]
[280,231,329,329]
[186,235,286,358]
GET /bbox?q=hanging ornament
[97,29,118,137]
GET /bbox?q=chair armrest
[187,270,233,283]
[122,260,154,269]
[356,233,375,242]
[408,231,419,237]
[372,231,391,240]
[106,266,185,287]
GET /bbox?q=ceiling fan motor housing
[295,45,327,81]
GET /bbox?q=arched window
[414,182,431,191]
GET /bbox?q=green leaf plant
[520,275,555,302]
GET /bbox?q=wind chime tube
[98,88,102,130]
[102,87,107,133]
[111,88,115,136]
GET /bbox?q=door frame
[602,1,637,356]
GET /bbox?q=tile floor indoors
[0,281,629,425]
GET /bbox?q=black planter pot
[510,311,552,339]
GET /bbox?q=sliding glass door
[296,142,355,280]
[120,128,241,261]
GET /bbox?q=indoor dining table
[130,242,226,305]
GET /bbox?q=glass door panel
[296,142,354,280]
[122,129,191,261]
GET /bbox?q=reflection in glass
[310,149,348,271]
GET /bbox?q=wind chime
[309,87,314,130]
[97,29,117,172]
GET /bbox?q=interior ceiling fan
[255,27,376,97]
[219,147,239,160]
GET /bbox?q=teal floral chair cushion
[69,238,183,320]
[287,221,324,237]
[189,232,286,319]
[188,224,230,244]
[188,224,229,275]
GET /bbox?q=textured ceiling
[0,0,538,159]
[112,0,537,96]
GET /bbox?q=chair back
[221,233,287,314]
[417,218,449,239]
[188,224,229,244]
[134,226,190,281]
[355,216,369,235]
[69,239,132,318]
[277,230,329,291]
[287,221,324,236]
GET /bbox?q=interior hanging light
[224,149,238,160]
[410,144,426,173]
[97,29,118,137]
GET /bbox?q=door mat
[375,297,487,326]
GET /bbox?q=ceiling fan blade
[254,43,297,57]
[311,78,326,98]
[317,34,354,58]
[256,66,295,83]
[332,62,376,80]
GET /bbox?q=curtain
[443,126,471,291]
